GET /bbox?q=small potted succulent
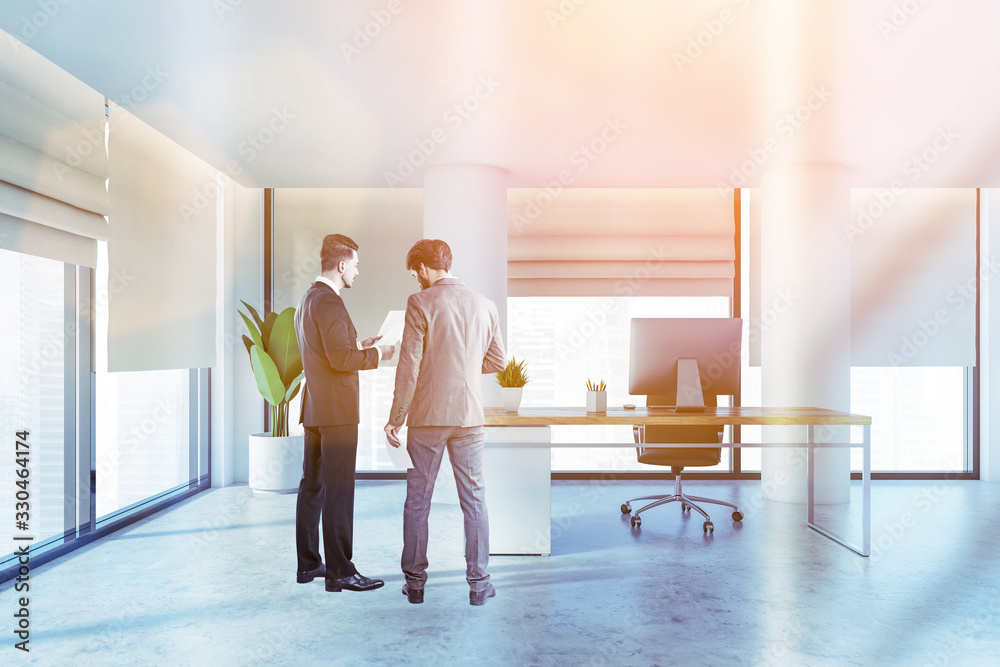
[495,357,529,412]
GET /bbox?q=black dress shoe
[325,573,385,592]
[402,584,423,604]
[296,564,325,584]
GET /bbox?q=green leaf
[261,311,279,349]
[250,344,286,407]
[269,307,302,387]
[240,300,264,332]
[239,311,263,350]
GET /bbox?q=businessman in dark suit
[294,233,394,593]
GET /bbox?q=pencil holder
[586,390,607,413]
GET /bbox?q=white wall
[272,188,424,339]
[211,183,262,486]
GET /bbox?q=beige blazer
[389,277,506,428]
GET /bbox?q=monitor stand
[675,357,706,412]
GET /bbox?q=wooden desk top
[484,406,871,427]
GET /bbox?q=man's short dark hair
[321,234,359,272]
[406,239,453,272]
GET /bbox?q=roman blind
[507,188,735,297]
[107,101,217,372]
[0,29,111,267]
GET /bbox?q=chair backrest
[637,394,723,468]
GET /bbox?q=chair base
[621,474,742,532]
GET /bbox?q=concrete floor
[3,479,1000,666]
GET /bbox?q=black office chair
[621,394,743,533]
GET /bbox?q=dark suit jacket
[295,282,379,427]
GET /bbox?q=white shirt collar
[315,275,340,295]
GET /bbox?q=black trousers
[295,424,359,579]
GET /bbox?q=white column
[758,0,851,503]
[423,163,508,351]
[761,164,851,503]
[423,163,508,504]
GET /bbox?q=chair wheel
[631,515,641,528]
[621,503,631,514]
[703,521,714,533]
[732,511,744,522]
[681,504,690,512]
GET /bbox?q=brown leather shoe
[469,583,496,606]
[402,584,424,604]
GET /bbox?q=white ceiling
[3,0,999,189]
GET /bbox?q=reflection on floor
[5,479,1000,666]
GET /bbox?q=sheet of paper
[384,435,413,469]
[377,310,406,346]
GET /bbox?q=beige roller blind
[508,189,736,297]
[107,101,217,372]
[0,29,110,267]
[747,187,977,367]
[850,188,976,367]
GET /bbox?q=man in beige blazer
[384,239,506,606]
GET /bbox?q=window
[0,250,67,548]
[2,244,209,582]
[508,296,732,472]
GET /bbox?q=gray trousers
[401,425,490,592]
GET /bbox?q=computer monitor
[628,318,742,411]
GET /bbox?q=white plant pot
[501,386,523,412]
[586,390,607,413]
[249,433,304,494]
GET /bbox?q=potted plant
[586,379,607,413]
[239,300,305,494]
[496,357,529,412]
